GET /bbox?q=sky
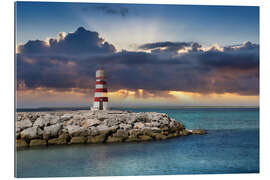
[15,1,259,108]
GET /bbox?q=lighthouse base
[91,101,108,111]
[91,106,109,111]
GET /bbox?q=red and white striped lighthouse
[91,68,109,110]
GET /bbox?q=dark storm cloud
[16,27,259,96]
[139,41,192,52]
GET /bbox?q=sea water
[16,108,259,177]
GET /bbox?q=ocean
[16,108,259,177]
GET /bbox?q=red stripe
[96,81,106,85]
[95,88,107,92]
[96,76,105,79]
[94,97,108,102]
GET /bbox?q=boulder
[114,129,129,138]
[29,139,47,147]
[126,115,137,124]
[70,136,86,144]
[28,114,39,123]
[139,135,153,141]
[146,121,160,127]
[153,133,167,140]
[135,114,148,123]
[64,119,75,126]
[129,129,143,137]
[146,112,162,121]
[49,116,61,125]
[104,118,120,127]
[119,123,132,130]
[167,132,178,138]
[48,132,70,145]
[192,129,207,135]
[58,132,70,140]
[96,124,118,135]
[17,114,23,121]
[126,136,140,142]
[60,114,73,121]
[48,137,67,145]
[43,124,62,140]
[179,129,192,136]
[97,113,110,121]
[21,127,43,141]
[66,125,88,137]
[150,127,162,133]
[33,116,50,128]
[81,118,101,127]
[16,139,28,148]
[134,122,145,129]
[87,134,106,143]
[88,127,100,136]
[16,119,32,130]
[106,136,123,143]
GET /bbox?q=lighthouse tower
[91,68,109,111]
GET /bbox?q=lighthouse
[91,68,109,111]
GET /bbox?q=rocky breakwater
[16,110,206,148]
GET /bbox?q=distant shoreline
[16,106,259,112]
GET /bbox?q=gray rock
[191,129,207,135]
[134,122,145,129]
[81,118,101,127]
[129,129,143,137]
[135,114,148,123]
[49,116,61,125]
[96,124,118,135]
[21,127,43,140]
[104,118,120,127]
[60,114,73,121]
[33,116,50,128]
[29,139,47,147]
[106,136,123,143]
[119,123,132,130]
[114,129,129,138]
[150,127,162,133]
[146,121,161,127]
[16,139,28,148]
[43,124,62,140]
[88,127,100,136]
[87,134,106,143]
[126,115,137,124]
[70,136,87,144]
[16,119,32,130]
[97,113,110,121]
[139,135,153,141]
[66,125,88,137]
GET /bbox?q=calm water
[16,108,259,177]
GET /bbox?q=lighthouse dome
[96,69,106,78]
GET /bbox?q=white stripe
[94,92,108,97]
[96,84,105,88]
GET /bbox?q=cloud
[82,5,130,17]
[18,27,116,55]
[97,6,129,17]
[16,27,259,97]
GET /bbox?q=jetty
[16,110,206,148]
